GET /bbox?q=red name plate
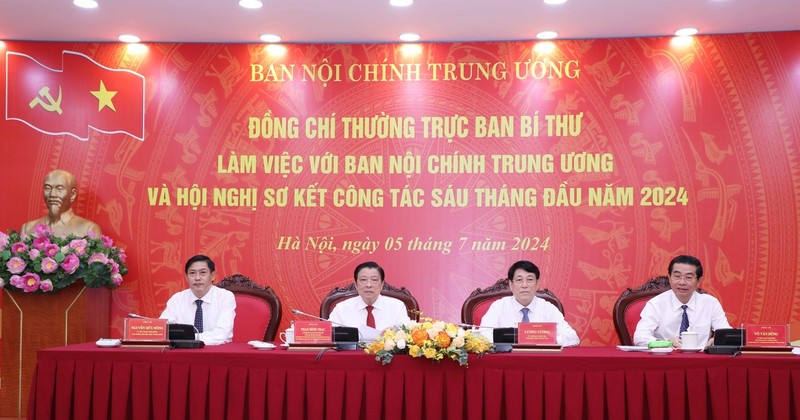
[294,320,333,343]
[745,324,788,347]
[124,318,168,341]
[518,322,557,345]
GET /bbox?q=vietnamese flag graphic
[5,51,145,141]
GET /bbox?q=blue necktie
[194,299,204,333]
[679,304,689,334]
[521,307,530,323]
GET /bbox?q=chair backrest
[319,282,420,321]
[460,278,564,326]
[612,275,706,345]
[217,274,282,342]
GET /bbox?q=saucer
[248,341,276,350]
[649,348,673,355]
[676,347,704,353]
[96,339,121,348]
[281,343,290,347]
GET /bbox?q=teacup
[279,327,294,344]
[681,331,699,349]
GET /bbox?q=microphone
[290,309,350,327]
[291,309,362,350]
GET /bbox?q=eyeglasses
[512,278,538,285]
[670,273,697,281]
[356,278,381,285]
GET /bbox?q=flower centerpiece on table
[0,224,128,293]
[364,317,493,366]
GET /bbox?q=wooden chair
[612,275,707,345]
[217,274,282,342]
[319,282,420,321]
[460,278,564,326]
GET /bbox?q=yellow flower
[409,345,421,357]
[445,323,459,337]
[423,347,437,359]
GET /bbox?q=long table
[28,343,800,420]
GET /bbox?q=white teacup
[279,327,294,344]
[681,331,699,349]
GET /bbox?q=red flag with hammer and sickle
[5,50,145,141]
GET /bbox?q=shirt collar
[358,294,384,310]
[511,296,536,311]
[669,290,697,309]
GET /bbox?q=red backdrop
[2,32,799,345]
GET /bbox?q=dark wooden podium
[0,283,110,417]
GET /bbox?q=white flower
[453,336,465,348]
[395,330,407,341]
[396,339,406,350]
[384,338,396,351]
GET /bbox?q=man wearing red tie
[328,261,410,337]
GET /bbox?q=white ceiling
[0,0,798,44]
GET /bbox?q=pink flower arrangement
[0,224,128,293]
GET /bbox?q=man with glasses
[328,261,410,334]
[633,255,731,347]
[160,255,236,345]
[479,260,579,346]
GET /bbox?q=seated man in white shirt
[479,260,580,347]
[328,261,410,340]
[160,255,236,345]
[633,255,731,347]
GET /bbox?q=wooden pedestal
[0,283,110,417]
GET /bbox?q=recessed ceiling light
[390,0,413,6]
[399,33,420,42]
[118,34,141,43]
[543,0,567,4]
[260,34,282,43]
[73,0,98,8]
[674,27,699,36]
[239,0,263,9]
[536,31,558,40]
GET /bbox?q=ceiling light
[536,31,558,40]
[260,34,282,43]
[73,0,99,8]
[118,34,141,43]
[390,0,413,6]
[674,27,698,36]
[239,0,263,9]
[399,33,420,42]
[543,0,567,4]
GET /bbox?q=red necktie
[366,305,375,328]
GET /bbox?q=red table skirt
[28,343,800,420]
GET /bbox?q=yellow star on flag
[91,80,118,112]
